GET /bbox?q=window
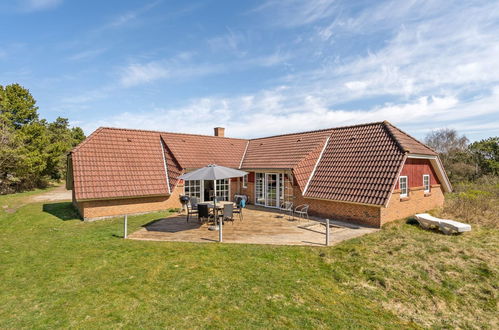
[423,174,430,193]
[184,180,201,199]
[215,179,230,201]
[242,174,248,188]
[399,176,408,197]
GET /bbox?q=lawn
[0,190,497,328]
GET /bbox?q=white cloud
[207,28,247,57]
[67,48,107,61]
[117,50,290,88]
[119,62,170,87]
[72,0,499,141]
[254,0,338,27]
[22,0,62,11]
[104,0,161,29]
[80,86,499,140]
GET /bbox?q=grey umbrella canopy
[179,164,248,181]
[179,164,248,242]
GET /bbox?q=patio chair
[279,201,294,219]
[234,198,244,221]
[189,196,198,209]
[218,203,235,224]
[294,204,309,221]
[186,197,199,222]
[197,204,213,224]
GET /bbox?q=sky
[1,0,498,141]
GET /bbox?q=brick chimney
[214,127,225,137]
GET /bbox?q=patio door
[255,173,265,205]
[265,173,278,207]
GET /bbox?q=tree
[469,137,499,176]
[0,115,22,193]
[45,117,85,180]
[0,83,86,193]
[424,128,469,154]
[424,129,475,183]
[0,83,39,129]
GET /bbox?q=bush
[442,181,499,228]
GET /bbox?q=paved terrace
[128,206,378,246]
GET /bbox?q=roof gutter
[303,195,384,208]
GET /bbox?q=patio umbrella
[179,164,248,242]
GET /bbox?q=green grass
[0,184,60,214]
[0,191,497,328]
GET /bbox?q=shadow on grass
[43,202,81,221]
[142,215,204,233]
[406,216,448,235]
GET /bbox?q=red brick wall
[74,184,184,220]
[381,184,445,225]
[293,187,382,227]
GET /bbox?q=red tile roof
[70,122,441,205]
[240,129,333,169]
[160,132,247,169]
[72,128,169,200]
[292,138,329,192]
[384,123,437,155]
[303,122,405,206]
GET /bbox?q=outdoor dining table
[197,201,235,229]
[198,201,235,209]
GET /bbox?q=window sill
[400,197,410,202]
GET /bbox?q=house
[66,121,451,227]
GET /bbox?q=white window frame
[215,178,230,201]
[242,174,248,188]
[423,174,430,193]
[399,176,408,198]
[184,180,202,200]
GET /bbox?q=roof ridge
[384,121,437,154]
[70,127,104,153]
[99,126,248,141]
[382,121,408,153]
[248,121,386,140]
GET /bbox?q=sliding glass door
[265,173,278,207]
[255,173,265,205]
[254,172,283,208]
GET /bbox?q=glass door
[265,173,278,207]
[255,173,265,205]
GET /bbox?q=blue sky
[1,0,498,140]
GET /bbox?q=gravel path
[30,185,72,202]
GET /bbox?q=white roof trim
[303,136,331,195]
[384,153,408,208]
[407,153,452,192]
[239,140,249,169]
[160,139,171,194]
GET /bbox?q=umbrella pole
[215,179,223,242]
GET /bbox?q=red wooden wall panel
[397,158,440,188]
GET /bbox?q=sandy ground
[30,184,72,202]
